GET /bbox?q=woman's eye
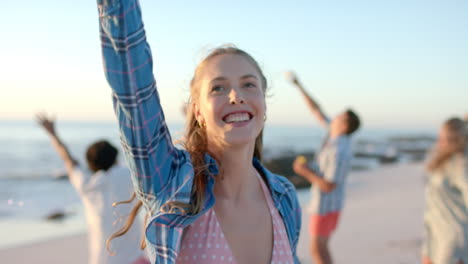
[243,82,257,89]
[211,85,225,93]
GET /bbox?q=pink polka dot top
[176,173,294,264]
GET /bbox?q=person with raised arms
[95,0,301,263]
[36,113,147,264]
[286,72,360,264]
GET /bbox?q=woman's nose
[229,87,245,105]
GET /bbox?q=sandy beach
[297,162,425,263]
[0,162,426,264]
[0,234,88,264]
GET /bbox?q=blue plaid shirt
[96,0,301,263]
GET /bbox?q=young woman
[96,0,301,263]
[423,117,468,264]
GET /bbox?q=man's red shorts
[309,211,341,237]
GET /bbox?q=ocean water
[0,120,435,248]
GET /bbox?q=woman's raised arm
[97,0,189,213]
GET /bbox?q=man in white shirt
[286,73,360,264]
[36,113,147,264]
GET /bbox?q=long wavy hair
[426,117,467,171]
[107,46,268,252]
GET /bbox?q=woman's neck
[211,142,260,204]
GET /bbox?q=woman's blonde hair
[106,194,147,255]
[427,117,467,171]
[107,46,268,251]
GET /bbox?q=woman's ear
[193,103,204,124]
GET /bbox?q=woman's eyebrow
[210,76,228,82]
[240,74,258,80]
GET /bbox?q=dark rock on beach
[45,210,68,221]
[263,152,314,189]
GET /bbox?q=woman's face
[438,124,464,152]
[193,54,266,149]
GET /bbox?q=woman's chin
[206,125,262,151]
[222,133,258,149]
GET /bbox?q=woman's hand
[35,112,56,136]
[284,71,300,86]
[35,112,77,172]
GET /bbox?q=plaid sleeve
[97,0,188,212]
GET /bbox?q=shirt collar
[253,158,288,195]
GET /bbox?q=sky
[1,0,467,130]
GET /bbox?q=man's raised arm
[286,72,329,128]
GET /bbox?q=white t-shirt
[70,164,144,264]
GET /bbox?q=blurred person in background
[423,117,468,264]
[36,113,148,264]
[286,72,360,264]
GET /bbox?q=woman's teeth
[224,113,250,123]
